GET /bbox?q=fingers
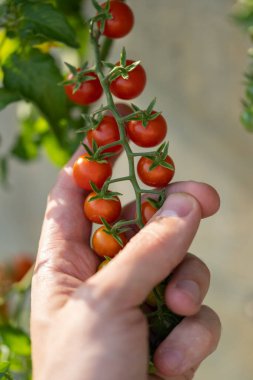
[122,181,220,222]
[85,192,202,309]
[165,254,210,316]
[165,181,220,218]
[153,306,221,378]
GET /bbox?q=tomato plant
[127,112,167,147]
[92,227,127,258]
[110,59,146,100]
[84,191,122,224]
[87,115,122,153]
[64,71,103,105]
[137,155,175,188]
[73,154,112,191]
[70,6,179,369]
[99,1,134,39]
[0,1,182,376]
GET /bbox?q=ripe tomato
[137,156,175,188]
[84,192,122,224]
[110,60,146,100]
[73,154,112,191]
[141,201,158,224]
[87,115,122,154]
[127,113,167,148]
[64,71,103,105]
[92,227,127,258]
[99,1,134,39]
[11,255,34,282]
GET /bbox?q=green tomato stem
[89,19,166,230]
[90,20,144,229]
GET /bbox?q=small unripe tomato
[146,290,157,307]
[97,258,111,271]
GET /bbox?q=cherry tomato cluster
[65,0,178,371]
[67,0,175,260]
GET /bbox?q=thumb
[84,193,202,310]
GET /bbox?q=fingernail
[157,193,196,218]
[160,348,184,372]
[175,280,201,304]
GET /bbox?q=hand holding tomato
[31,149,221,380]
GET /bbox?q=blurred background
[1,0,253,379]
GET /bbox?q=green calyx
[145,142,174,171]
[82,139,117,163]
[63,62,96,94]
[100,217,130,247]
[88,180,122,202]
[90,0,112,35]
[107,47,141,82]
[146,190,166,210]
[126,98,161,127]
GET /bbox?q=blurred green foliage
[233,0,253,131]
[0,0,95,182]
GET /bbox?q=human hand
[31,149,221,380]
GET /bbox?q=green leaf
[0,362,10,377]
[11,115,48,161]
[3,49,68,128]
[43,133,71,167]
[0,88,21,111]
[19,1,79,48]
[0,157,8,183]
[0,325,31,356]
[56,0,83,14]
[241,108,253,131]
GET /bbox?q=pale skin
[31,147,221,380]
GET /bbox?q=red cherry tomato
[87,115,122,154]
[84,192,122,224]
[64,71,103,105]
[73,154,112,191]
[126,112,167,148]
[92,227,127,258]
[141,201,158,224]
[11,255,34,282]
[137,156,175,188]
[110,60,146,100]
[99,1,134,39]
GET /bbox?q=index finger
[83,192,203,309]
